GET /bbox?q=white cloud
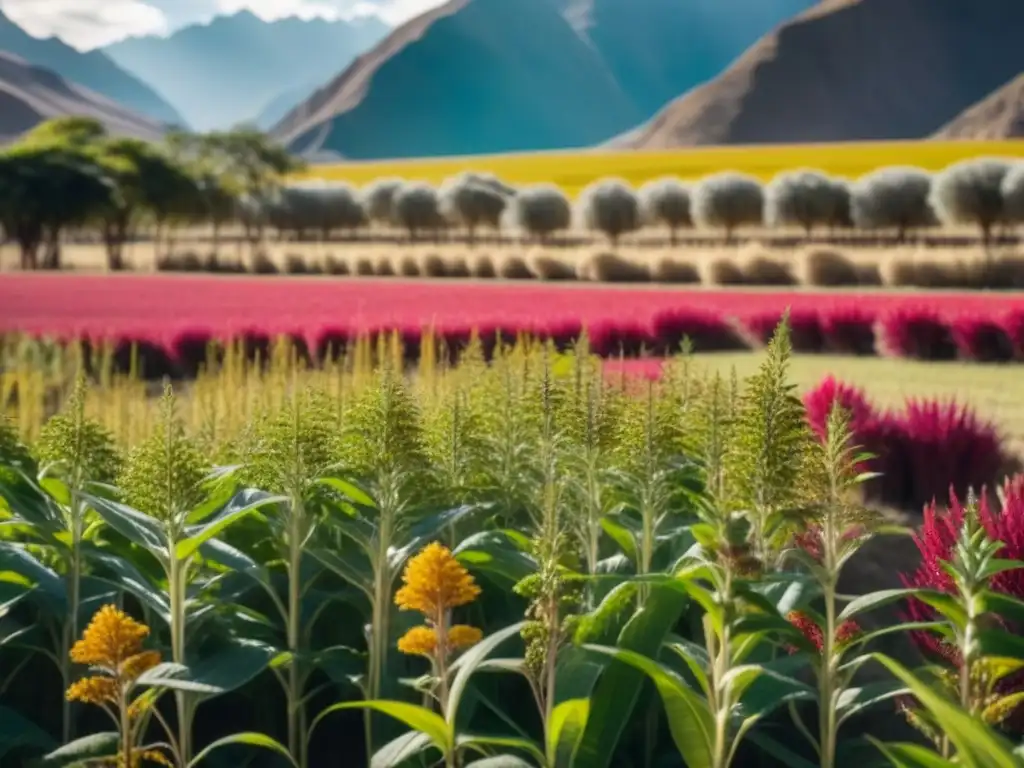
[1,0,169,49]
[0,0,442,49]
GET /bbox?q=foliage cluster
[1,323,1024,767]
[3,119,1024,275]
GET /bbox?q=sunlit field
[301,140,1024,196]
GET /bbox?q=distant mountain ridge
[0,10,184,127]
[272,0,814,159]
[103,11,390,131]
[932,73,1024,140]
[0,51,163,143]
[617,0,1024,148]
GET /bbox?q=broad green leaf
[318,476,378,508]
[177,489,286,560]
[584,645,715,768]
[83,545,170,623]
[390,503,484,571]
[310,700,451,756]
[666,640,711,697]
[749,732,818,768]
[871,654,1020,768]
[458,735,545,764]
[464,758,537,768]
[0,706,53,758]
[546,698,589,768]
[448,622,526,723]
[574,585,687,768]
[138,639,276,698]
[916,593,967,629]
[980,592,1024,625]
[870,739,959,767]
[35,732,119,766]
[371,732,436,767]
[307,545,374,599]
[0,542,65,608]
[601,516,638,563]
[734,656,815,719]
[455,530,536,583]
[83,493,168,552]
[186,731,295,768]
[978,559,1024,581]
[837,681,909,725]
[978,630,1024,660]
[0,469,61,536]
[839,588,944,623]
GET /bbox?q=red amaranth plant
[902,478,1024,733]
[820,307,877,355]
[743,309,824,352]
[802,376,876,440]
[877,307,957,361]
[950,315,1015,362]
[1004,308,1024,360]
[898,398,1006,511]
[649,307,747,354]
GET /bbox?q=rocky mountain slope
[103,11,390,131]
[932,73,1024,140]
[617,0,1024,148]
[273,0,813,159]
[0,51,163,143]
[0,10,183,127]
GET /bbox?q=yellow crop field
[301,139,1024,196]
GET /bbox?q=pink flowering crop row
[2,276,1023,377]
[803,375,1009,513]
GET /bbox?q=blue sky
[0,0,441,49]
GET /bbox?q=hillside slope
[273,0,812,159]
[0,51,164,143]
[620,0,1024,148]
[104,12,390,131]
[0,10,183,127]
[932,73,1024,140]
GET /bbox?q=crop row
[1,325,1022,768]
[5,118,1024,274]
[153,244,1024,292]
[9,303,1024,381]
[232,159,1024,247]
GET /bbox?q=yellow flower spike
[397,625,439,656]
[447,625,483,650]
[120,650,162,683]
[66,676,118,705]
[70,605,150,669]
[394,542,481,618]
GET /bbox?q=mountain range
[0,9,183,127]
[0,50,163,143]
[615,0,1024,149]
[272,0,816,159]
[102,11,390,132]
[0,0,1021,156]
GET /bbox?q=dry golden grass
[7,240,1024,292]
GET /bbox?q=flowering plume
[395,542,483,661]
[66,605,170,766]
[786,611,862,655]
[902,477,1024,730]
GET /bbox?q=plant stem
[711,570,734,768]
[287,497,306,768]
[63,503,83,744]
[168,555,192,764]
[818,582,837,768]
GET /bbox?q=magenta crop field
[2,274,1021,339]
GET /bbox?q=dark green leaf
[574,585,688,768]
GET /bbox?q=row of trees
[0,118,299,270]
[2,117,1024,270]
[242,160,1024,248]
